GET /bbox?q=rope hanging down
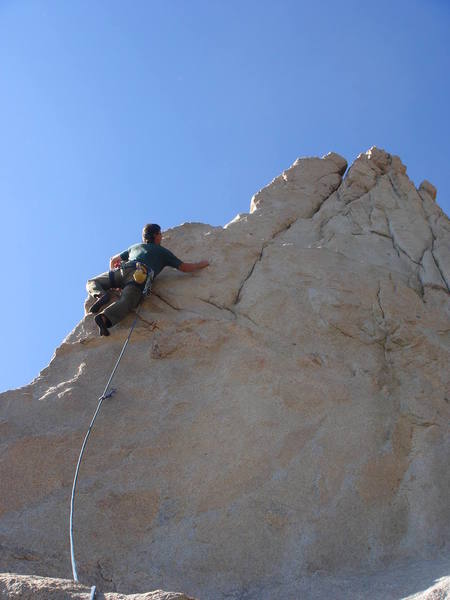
[69,276,154,593]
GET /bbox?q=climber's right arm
[178,260,210,273]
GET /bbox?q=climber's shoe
[94,314,111,336]
[89,292,111,314]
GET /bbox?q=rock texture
[0,148,449,599]
[1,566,450,600]
[0,573,195,599]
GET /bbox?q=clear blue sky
[1,0,449,392]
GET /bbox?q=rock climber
[86,223,209,336]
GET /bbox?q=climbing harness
[69,269,154,597]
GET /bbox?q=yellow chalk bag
[133,262,148,284]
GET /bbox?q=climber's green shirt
[119,243,182,277]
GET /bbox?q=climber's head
[142,223,162,245]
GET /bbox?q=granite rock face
[0,148,449,599]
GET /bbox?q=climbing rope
[69,276,154,593]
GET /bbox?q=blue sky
[1,0,449,392]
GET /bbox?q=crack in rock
[233,185,342,306]
[152,292,180,311]
[233,218,299,305]
[199,298,237,319]
[431,236,450,293]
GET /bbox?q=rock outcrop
[0,148,449,599]
[0,573,195,599]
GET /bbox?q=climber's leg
[101,284,142,327]
[86,271,113,298]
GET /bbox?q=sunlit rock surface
[0,148,449,599]
[0,573,195,599]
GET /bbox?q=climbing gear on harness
[70,282,155,589]
[143,268,154,296]
[116,260,153,289]
[89,292,111,314]
[94,313,111,336]
[133,262,147,284]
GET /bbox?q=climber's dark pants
[86,266,143,326]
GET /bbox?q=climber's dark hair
[142,223,161,243]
